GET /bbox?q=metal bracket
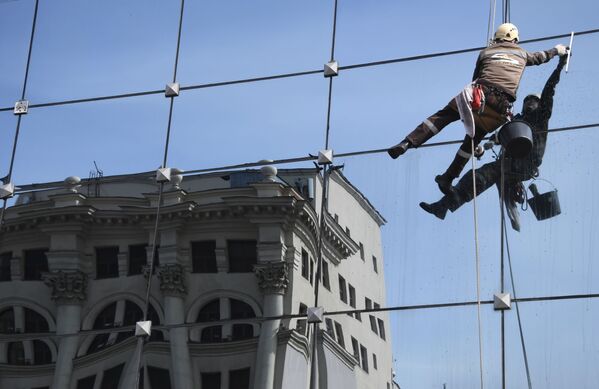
[135,320,152,337]
[14,100,29,115]
[165,83,180,97]
[493,293,511,310]
[317,150,334,165]
[324,61,339,77]
[307,307,324,323]
[0,183,15,200]
[156,167,172,183]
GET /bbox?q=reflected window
[296,303,308,335]
[229,367,250,389]
[7,342,25,365]
[33,340,52,365]
[0,308,15,333]
[201,372,221,389]
[338,275,347,303]
[333,321,345,348]
[76,375,96,389]
[192,241,217,273]
[372,255,378,273]
[301,249,309,280]
[147,366,171,389]
[377,318,386,340]
[351,336,360,362]
[360,344,369,372]
[228,240,257,273]
[0,252,11,281]
[196,298,257,343]
[322,260,330,290]
[24,249,48,281]
[128,244,147,275]
[100,364,124,389]
[95,247,119,279]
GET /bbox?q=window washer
[419,55,567,231]
[388,23,568,195]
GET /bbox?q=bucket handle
[528,177,558,194]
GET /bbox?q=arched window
[0,308,15,333]
[197,300,221,343]
[2,307,53,365]
[87,300,164,354]
[230,299,255,341]
[195,298,257,343]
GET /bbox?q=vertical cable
[470,138,485,389]
[500,156,506,389]
[504,221,533,389]
[309,0,340,387]
[0,0,40,227]
[133,1,186,388]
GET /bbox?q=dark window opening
[322,261,330,290]
[338,275,347,303]
[360,345,369,372]
[333,321,345,348]
[369,315,379,335]
[95,247,119,279]
[373,353,378,370]
[297,303,308,335]
[100,364,124,389]
[116,301,142,342]
[148,366,171,389]
[201,326,222,343]
[378,318,386,340]
[228,240,257,273]
[0,308,15,333]
[359,243,365,261]
[229,367,251,389]
[128,244,147,275]
[7,342,25,364]
[197,300,220,322]
[25,308,49,333]
[24,248,48,281]
[201,372,221,389]
[192,240,217,273]
[88,303,116,354]
[372,255,378,273]
[301,249,309,280]
[232,324,254,340]
[324,318,335,338]
[351,337,360,362]
[0,252,11,281]
[76,375,96,389]
[33,340,52,365]
[348,284,357,319]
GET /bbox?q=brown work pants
[406,98,508,179]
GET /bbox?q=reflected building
[0,168,396,389]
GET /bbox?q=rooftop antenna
[88,161,103,197]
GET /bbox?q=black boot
[388,140,411,159]
[435,173,456,196]
[436,152,470,195]
[419,201,448,220]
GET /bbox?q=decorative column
[253,261,289,389]
[158,263,193,389]
[43,270,87,389]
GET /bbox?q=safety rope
[0,0,40,227]
[470,138,485,389]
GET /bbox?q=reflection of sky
[1,0,598,387]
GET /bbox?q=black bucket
[498,120,533,158]
[527,183,561,221]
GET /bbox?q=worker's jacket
[472,42,558,101]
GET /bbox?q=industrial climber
[388,23,568,195]
[419,55,567,231]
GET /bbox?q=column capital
[254,261,290,295]
[43,270,88,304]
[156,263,187,297]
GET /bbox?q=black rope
[1,0,40,227]
[2,28,598,113]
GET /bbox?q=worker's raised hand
[554,44,568,56]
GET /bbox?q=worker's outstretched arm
[540,55,567,119]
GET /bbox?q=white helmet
[494,23,519,42]
[524,93,541,101]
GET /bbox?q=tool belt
[478,84,513,116]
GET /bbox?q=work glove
[554,44,568,56]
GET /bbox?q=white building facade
[0,168,394,389]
